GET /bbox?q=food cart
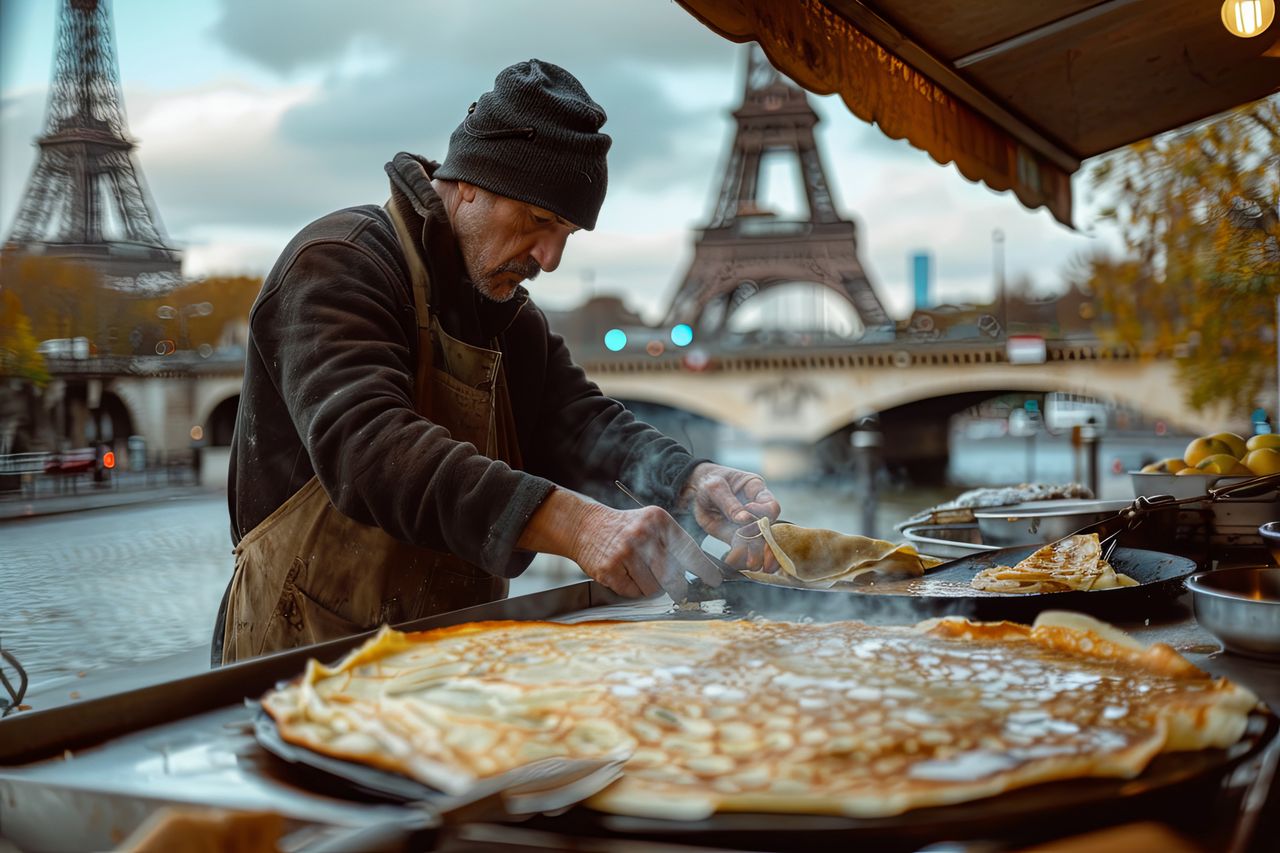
[3,2,1278,850]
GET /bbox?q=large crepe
[261,613,1259,820]
[742,518,941,589]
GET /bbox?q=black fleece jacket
[227,153,702,578]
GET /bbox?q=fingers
[724,533,769,572]
[622,557,663,598]
[703,477,756,526]
[606,568,645,598]
[743,489,780,522]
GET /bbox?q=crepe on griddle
[260,613,1258,821]
[741,518,941,589]
[971,534,1139,594]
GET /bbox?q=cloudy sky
[0,0,1117,321]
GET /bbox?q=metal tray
[712,545,1196,623]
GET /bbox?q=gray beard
[474,277,517,303]
[472,258,541,303]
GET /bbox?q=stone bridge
[34,339,1232,483]
[592,339,1226,431]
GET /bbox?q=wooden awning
[676,0,1280,227]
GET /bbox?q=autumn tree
[0,257,262,356]
[0,287,50,385]
[1077,94,1279,414]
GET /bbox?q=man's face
[452,185,580,303]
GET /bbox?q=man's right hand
[518,489,722,601]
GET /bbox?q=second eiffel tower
[665,48,894,341]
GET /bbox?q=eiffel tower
[664,48,892,339]
[3,0,181,289]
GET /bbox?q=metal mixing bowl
[972,499,1133,547]
[1186,567,1280,660]
[1260,521,1280,565]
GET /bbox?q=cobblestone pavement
[0,494,587,691]
[2,495,235,690]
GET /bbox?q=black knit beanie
[435,59,611,230]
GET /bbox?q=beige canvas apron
[220,200,521,664]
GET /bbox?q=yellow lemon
[1209,432,1248,459]
[1196,454,1252,475]
[1184,437,1234,466]
[1243,448,1280,476]
[1141,457,1187,473]
[1246,434,1280,452]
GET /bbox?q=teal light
[604,328,628,352]
[670,324,693,347]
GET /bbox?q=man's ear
[457,182,479,204]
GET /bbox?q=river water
[0,431,1193,693]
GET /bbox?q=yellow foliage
[0,287,50,384]
[0,256,262,356]
[1079,94,1280,414]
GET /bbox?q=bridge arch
[194,377,244,439]
[594,356,1230,444]
[807,361,1223,440]
[205,395,239,446]
[725,280,865,341]
[96,391,136,444]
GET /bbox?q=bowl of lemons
[1131,432,1280,500]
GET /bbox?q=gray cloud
[210,0,739,188]
[208,1,735,77]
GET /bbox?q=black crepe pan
[706,545,1197,623]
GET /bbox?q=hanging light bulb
[1221,0,1275,37]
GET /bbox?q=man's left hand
[682,463,781,571]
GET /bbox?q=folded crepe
[741,518,941,590]
[969,533,1139,594]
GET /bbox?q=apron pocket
[294,584,367,641]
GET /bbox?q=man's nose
[529,231,569,273]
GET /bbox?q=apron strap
[385,198,435,416]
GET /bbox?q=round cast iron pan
[520,712,1276,852]
[257,704,1275,851]
[710,545,1197,623]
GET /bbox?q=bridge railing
[580,339,1144,374]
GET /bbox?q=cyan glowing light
[604,328,628,352]
[670,324,693,347]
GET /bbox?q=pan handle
[1208,471,1280,501]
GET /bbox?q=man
[214,59,780,665]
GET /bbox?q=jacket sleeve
[526,315,705,515]
[251,238,554,577]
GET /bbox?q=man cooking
[214,59,781,664]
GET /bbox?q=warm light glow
[102,451,115,469]
[190,425,205,441]
[645,340,665,357]
[1221,0,1275,37]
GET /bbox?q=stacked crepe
[741,518,943,589]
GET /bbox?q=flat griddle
[254,695,1275,852]
[710,545,1196,623]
